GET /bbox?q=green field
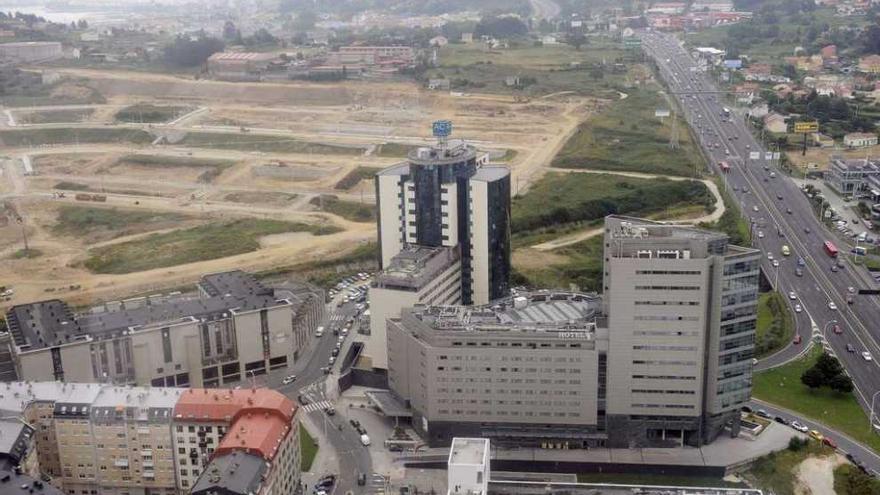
[551,87,705,176]
[115,104,193,123]
[83,219,342,274]
[10,248,42,259]
[425,37,635,96]
[743,438,834,495]
[310,195,376,223]
[53,205,187,240]
[374,142,415,158]
[576,472,744,488]
[299,423,318,472]
[335,166,382,190]
[53,181,169,197]
[511,172,712,235]
[0,128,153,147]
[756,292,795,359]
[834,463,880,495]
[514,235,604,292]
[753,347,880,454]
[17,108,95,124]
[180,132,365,155]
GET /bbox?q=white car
[282,375,296,385]
[767,252,774,260]
[772,260,779,267]
[791,421,809,433]
[758,231,764,238]
[863,351,873,361]
[753,205,759,212]
[828,301,837,311]
[789,291,797,300]
[795,304,802,313]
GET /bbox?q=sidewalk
[299,410,341,489]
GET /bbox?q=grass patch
[374,142,415,158]
[11,248,42,259]
[834,463,880,495]
[0,128,153,147]
[118,154,236,183]
[180,132,365,155]
[310,195,376,223]
[54,181,91,192]
[495,149,518,162]
[756,291,795,359]
[551,87,704,176]
[224,191,298,204]
[743,438,834,495]
[576,472,744,488]
[52,205,187,240]
[335,166,381,190]
[512,172,712,234]
[699,180,751,246]
[53,181,168,197]
[753,347,880,454]
[83,219,343,274]
[514,235,604,292]
[299,422,318,472]
[115,104,192,123]
[17,108,94,124]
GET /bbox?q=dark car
[324,407,336,416]
[316,475,337,489]
[331,348,340,357]
[774,416,789,425]
[831,265,839,272]
[350,419,360,429]
[741,406,752,414]
[357,473,367,486]
[298,395,309,406]
[388,444,403,452]
[321,366,331,374]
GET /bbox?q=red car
[832,325,843,335]
[823,437,837,449]
[793,334,802,345]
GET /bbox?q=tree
[567,32,587,50]
[77,19,87,29]
[829,373,854,394]
[815,352,844,382]
[163,33,224,67]
[474,15,528,39]
[860,24,880,55]
[222,20,238,40]
[801,366,825,390]
[293,10,317,32]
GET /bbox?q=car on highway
[328,356,336,365]
[360,434,371,446]
[357,473,367,486]
[832,325,842,335]
[297,395,309,406]
[791,421,808,433]
[831,264,839,273]
[789,291,797,300]
[809,430,824,442]
[331,348,340,357]
[795,304,802,313]
[793,334,802,345]
[776,193,783,200]
[282,375,297,385]
[767,252,774,260]
[804,227,811,234]
[828,301,837,310]
[316,475,336,489]
[847,344,855,353]
[772,260,779,267]
[823,437,838,449]
[758,231,764,238]
[797,257,806,267]
[795,268,803,277]
[862,351,873,361]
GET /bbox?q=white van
[315,326,324,337]
[360,434,371,446]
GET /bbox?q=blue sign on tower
[432,120,453,138]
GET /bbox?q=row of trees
[801,352,854,393]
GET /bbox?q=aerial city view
[1,0,880,494]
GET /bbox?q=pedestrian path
[302,400,333,413]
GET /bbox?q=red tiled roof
[174,388,296,460]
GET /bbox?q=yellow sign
[794,121,819,133]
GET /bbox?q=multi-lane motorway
[639,30,880,443]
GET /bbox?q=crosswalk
[301,400,333,413]
[369,474,387,495]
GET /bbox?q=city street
[640,30,880,461]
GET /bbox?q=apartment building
[328,46,414,65]
[603,216,759,447]
[4,271,323,388]
[374,132,510,308]
[366,245,463,370]
[173,388,299,495]
[384,216,759,448]
[0,382,300,495]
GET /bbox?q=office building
[825,157,879,196]
[603,216,760,447]
[4,271,323,388]
[0,382,299,495]
[0,42,63,62]
[374,129,511,308]
[365,245,462,370]
[447,438,489,495]
[384,216,759,448]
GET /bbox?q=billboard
[655,109,670,118]
[794,121,819,133]
[723,59,743,69]
[749,151,760,160]
[432,120,453,138]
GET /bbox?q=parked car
[774,416,789,425]
[282,375,297,385]
[795,304,802,313]
[791,421,808,433]
[324,407,336,416]
[756,409,771,419]
[793,334,802,345]
[350,419,361,429]
[862,351,873,361]
[809,430,824,442]
[832,324,842,335]
[358,473,367,486]
[360,434,371,446]
[823,437,837,449]
[846,344,855,353]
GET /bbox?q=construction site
[0,68,600,306]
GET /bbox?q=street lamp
[870,390,880,434]
[820,320,838,345]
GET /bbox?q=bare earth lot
[0,68,595,306]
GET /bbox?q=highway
[639,31,880,448]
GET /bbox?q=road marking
[302,400,333,413]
